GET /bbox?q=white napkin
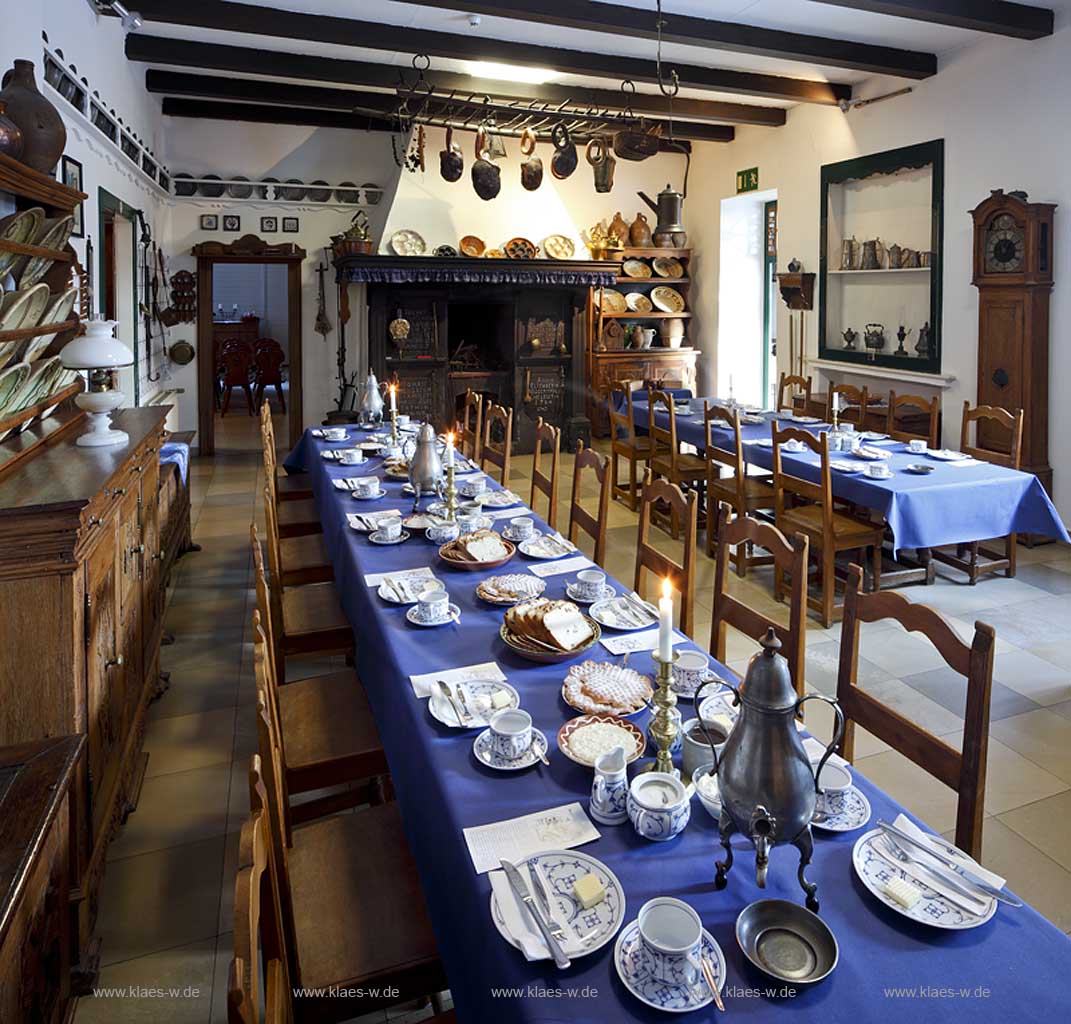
[347,510,401,531]
[409,661,505,699]
[528,555,592,578]
[489,866,585,962]
[600,627,688,656]
[363,566,436,587]
[892,813,1005,889]
[803,737,851,770]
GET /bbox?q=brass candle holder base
[641,650,680,776]
[444,462,458,522]
[390,408,398,446]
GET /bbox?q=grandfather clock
[970,189,1055,493]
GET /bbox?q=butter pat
[573,873,605,910]
[490,689,512,709]
[884,876,921,909]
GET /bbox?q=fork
[879,837,987,912]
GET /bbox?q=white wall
[689,21,1071,517]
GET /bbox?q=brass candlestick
[444,461,458,521]
[644,651,680,776]
[390,407,398,446]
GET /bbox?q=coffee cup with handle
[488,708,533,760]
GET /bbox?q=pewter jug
[693,629,843,911]
[637,184,685,245]
[358,371,385,426]
[864,323,886,351]
[404,421,444,506]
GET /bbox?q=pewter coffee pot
[693,629,843,911]
[637,184,686,246]
[358,371,385,426]
[403,421,444,508]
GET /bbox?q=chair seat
[709,474,775,507]
[279,668,387,786]
[612,436,654,457]
[651,453,706,479]
[280,533,333,587]
[278,498,322,538]
[277,472,313,501]
[291,804,442,996]
[281,583,353,654]
[780,504,885,544]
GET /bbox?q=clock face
[985,213,1025,273]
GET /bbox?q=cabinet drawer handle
[151,551,163,562]
[133,465,143,473]
[105,654,124,669]
[87,515,103,527]
[132,543,145,556]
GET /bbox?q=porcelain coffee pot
[404,421,444,507]
[692,629,843,911]
[358,371,385,426]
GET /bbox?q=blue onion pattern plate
[614,919,726,1013]
[812,786,871,833]
[852,828,996,929]
[490,849,625,959]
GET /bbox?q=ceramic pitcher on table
[590,745,628,825]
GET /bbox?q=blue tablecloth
[630,398,1068,553]
[286,430,1068,1023]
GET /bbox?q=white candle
[389,384,397,412]
[445,431,455,468]
[658,577,674,662]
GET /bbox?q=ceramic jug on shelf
[629,212,654,247]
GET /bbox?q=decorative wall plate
[625,292,653,313]
[390,229,427,256]
[459,235,485,257]
[504,237,538,260]
[0,207,44,279]
[650,286,685,313]
[542,234,575,260]
[622,258,651,278]
[18,216,74,288]
[226,176,253,199]
[598,289,628,314]
[652,256,684,278]
[21,284,73,362]
[0,361,30,416]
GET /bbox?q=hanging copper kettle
[471,129,501,201]
[520,128,543,191]
[586,137,616,194]
[550,122,578,180]
[439,127,463,182]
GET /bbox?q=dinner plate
[518,535,575,559]
[830,460,862,474]
[0,362,30,417]
[852,446,890,461]
[0,282,51,343]
[851,829,996,929]
[18,216,74,288]
[429,679,519,729]
[858,431,889,442]
[402,512,450,531]
[615,919,724,1013]
[473,727,549,770]
[471,489,523,509]
[698,690,739,725]
[790,415,822,424]
[476,574,547,605]
[0,207,44,279]
[927,449,970,461]
[812,787,871,833]
[650,285,685,313]
[652,256,684,279]
[598,289,628,314]
[377,574,442,603]
[557,714,646,767]
[589,596,655,631]
[491,849,626,959]
[625,292,653,313]
[622,258,651,279]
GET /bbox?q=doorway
[194,237,306,456]
[98,189,139,404]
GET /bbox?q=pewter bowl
[736,899,838,985]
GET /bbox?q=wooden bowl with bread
[499,597,601,663]
[438,529,516,570]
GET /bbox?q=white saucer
[614,919,725,1014]
[429,679,520,729]
[473,728,549,770]
[565,581,616,605]
[369,529,410,545]
[812,786,872,832]
[406,602,460,627]
[518,536,575,559]
[502,526,538,543]
[670,668,721,700]
[351,488,387,500]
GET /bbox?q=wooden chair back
[530,417,560,530]
[221,346,253,387]
[252,522,285,680]
[710,504,808,698]
[459,389,483,462]
[229,801,292,1024]
[837,564,995,857]
[886,390,940,448]
[828,383,869,425]
[648,389,683,469]
[777,372,811,413]
[703,402,746,500]
[480,403,513,485]
[607,380,641,443]
[634,470,697,636]
[960,401,1023,470]
[772,420,831,514]
[253,343,286,384]
[567,442,610,567]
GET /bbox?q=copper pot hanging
[519,128,543,191]
[471,128,501,201]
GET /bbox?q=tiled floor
[74,415,1071,1021]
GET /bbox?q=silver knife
[436,681,468,726]
[500,860,571,969]
[876,820,1022,907]
[528,863,568,943]
[873,839,986,916]
[625,593,656,622]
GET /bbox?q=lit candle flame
[446,431,455,444]
[661,577,672,599]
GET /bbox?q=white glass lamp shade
[60,319,135,447]
[59,318,135,370]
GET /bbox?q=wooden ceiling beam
[386,0,936,78]
[145,70,736,142]
[160,98,396,132]
[808,0,1053,39]
[126,0,849,105]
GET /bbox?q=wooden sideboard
[0,406,170,990]
[588,349,700,437]
[0,736,83,1024]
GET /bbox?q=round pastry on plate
[562,660,653,717]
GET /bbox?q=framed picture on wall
[282,216,299,233]
[223,214,241,232]
[200,214,218,231]
[60,156,84,237]
[260,216,278,233]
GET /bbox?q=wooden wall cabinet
[0,407,170,989]
[587,350,699,437]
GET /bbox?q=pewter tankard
[693,629,843,911]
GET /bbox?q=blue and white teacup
[508,516,535,541]
[416,583,448,623]
[865,462,891,479]
[574,568,606,601]
[489,708,532,761]
[426,520,460,545]
[636,897,704,985]
[671,649,712,696]
[462,477,487,498]
[813,759,852,815]
[338,449,364,465]
[353,476,380,497]
[908,438,928,454]
[627,773,690,842]
[378,516,403,541]
[590,745,628,825]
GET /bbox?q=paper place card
[363,565,436,588]
[480,505,532,522]
[463,803,601,875]
[527,555,593,578]
[409,660,506,699]
[600,627,689,656]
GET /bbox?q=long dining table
[286,429,1068,1023]
[628,397,1069,553]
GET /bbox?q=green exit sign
[736,167,759,193]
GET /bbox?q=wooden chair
[709,505,808,699]
[220,345,256,416]
[260,404,312,503]
[827,383,869,427]
[932,402,1025,583]
[260,454,330,590]
[480,402,513,486]
[634,471,697,638]
[253,340,287,413]
[772,422,885,627]
[261,416,320,538]
[776,372,812,414]
[252,610,389,819]
[240,745,446,1023]
[457,388,483,463]
[529,417,560,530]
[703,402,775,574]
[837,564,995,858]
[886,390,940,448]
[567,441,611,567]
[253,521,353,684]
[607,380,654,511]
[648,389,706,539]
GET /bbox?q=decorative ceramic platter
[429,679,520,729]
[542,234,575,260]
[0,207,44,278]
[390,229,426,256]
[0,362,30,417]
[504,237,538,260]
[499,618,600,664]
[652,256,684,279]
[615,920,725,1014]
[625,292,653,313]
[19,216,74,288]
[23,286,78,363]
[598,289,628,314]
[650,286,685,313]
[622,258,651,279]
[556,713,645,766]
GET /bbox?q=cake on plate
[505,598,595,652]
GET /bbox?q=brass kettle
[693,629,843,911]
